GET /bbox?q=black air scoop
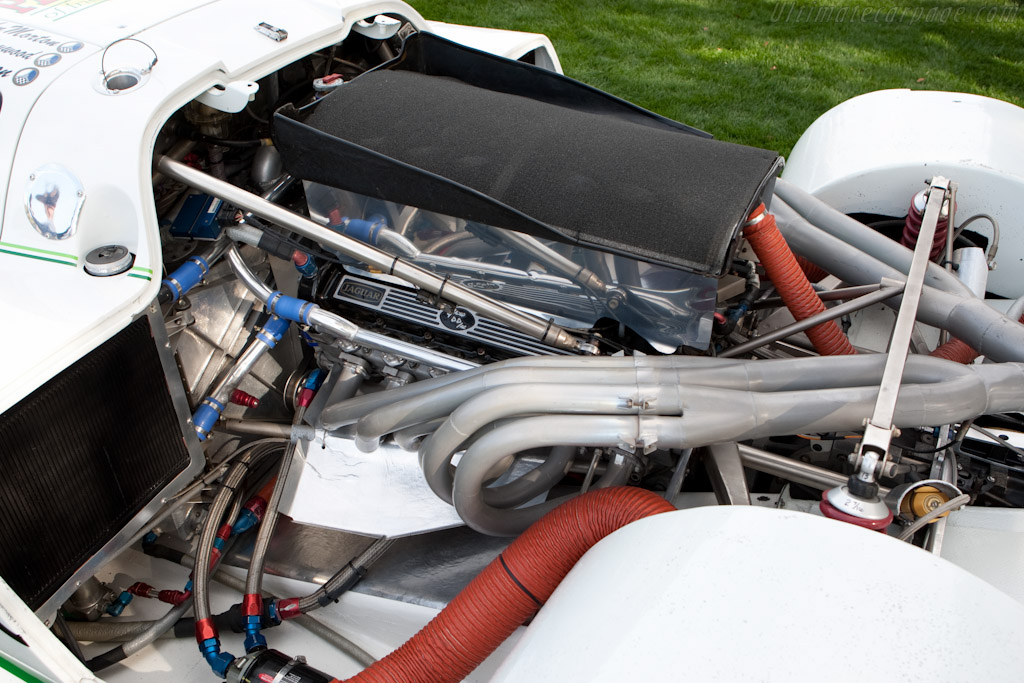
[275,32,781,277]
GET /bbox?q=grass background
[413,0,1024,156]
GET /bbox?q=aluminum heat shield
[281,432,464,537]
[275,32,782,278]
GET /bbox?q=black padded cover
[275,32,782,276]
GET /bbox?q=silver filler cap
[84,245,133,276]
[26,164,85,240]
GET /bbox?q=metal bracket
[856,176,952,483]
[196,80,260,114]
[705,443,751,505]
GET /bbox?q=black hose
[86,644,128,671]
[296,537,394,613]
[171,597,280,638]
[717,260,760,336]
[68,596,282,643]
[141,540,186,565]
[53,614,86,663]
[157,284,173,305]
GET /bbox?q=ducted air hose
[930,337,982,364]
[793,251,991,365]
[327,487,674,683]
[743,204,856,356]
[795,254,830,283]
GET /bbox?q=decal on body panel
[0,0,110,22]
[0,19,79,85]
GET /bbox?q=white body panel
[494,505,1024,682]
[783,89,1024,298]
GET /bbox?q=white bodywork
[784,89,1024,298]
[494,506,1024,682]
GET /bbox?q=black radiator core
[0,317,191,610]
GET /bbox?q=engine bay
[3,3,1024,682]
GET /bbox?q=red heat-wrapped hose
[331,487,675,683]
[743,204,856,356]
[930,337,980,364]
[795,255,830,283]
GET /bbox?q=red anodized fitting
[128,582,158,599]
[244,494,269,521]
[242,593,264,618]
[194,617,218,644]
[297,387,316,408]
[158,589,191,606]
[275,597,302,621]
[230,389,260,409]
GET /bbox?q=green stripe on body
[0,241,77,261]
[0,654,49,683]
[0,248,76,267]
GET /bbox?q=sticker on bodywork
[0,20,84,88]
[0,0,110,22]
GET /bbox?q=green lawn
[412,0,1024,156]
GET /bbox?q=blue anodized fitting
[293,253,318,278]
[304,368,325,391]
[231,508,260,536]
[105,591,133,617]
[199,638,235,678]
[243,616,267,653]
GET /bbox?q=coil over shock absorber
[901,189,949,261]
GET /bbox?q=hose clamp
[744,210,767,227]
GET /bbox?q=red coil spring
[901,189,948,261]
